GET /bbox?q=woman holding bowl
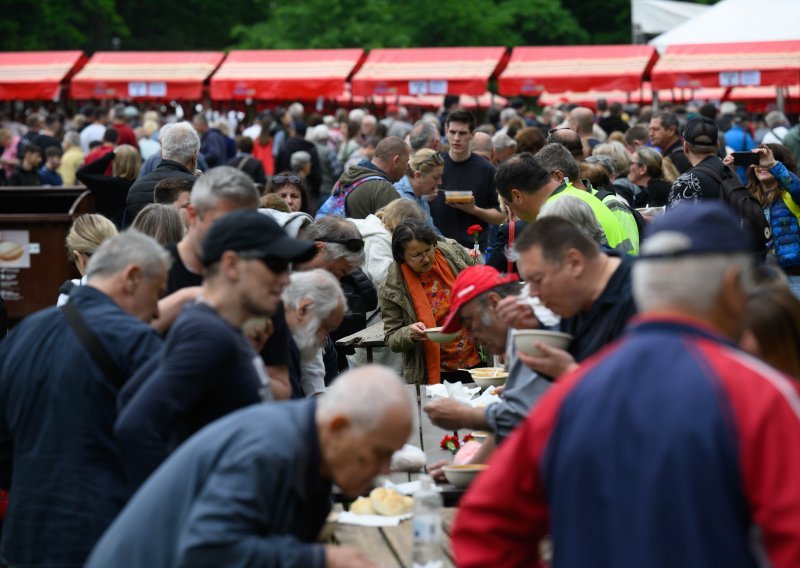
[379,219,480,384]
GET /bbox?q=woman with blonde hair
[131,203,185,245]
[76,144,142,227]
[56,213,118,306]
[628,146,675,207]
[393,148,444,235]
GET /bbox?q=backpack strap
[236,156,250,170]
[60,302,127,389]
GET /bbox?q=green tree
[0,0,127,51]
[117,0,269,51]
[233,0,589,49]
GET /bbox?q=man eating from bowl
[425,216,637,472]
[507,215,637,379]
[423,265,554,475]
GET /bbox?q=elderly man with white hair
[125,121,201,223]
[454,201,800,568]
[89,365,413,568]
[282,269,346,397]
[491,132,517,165]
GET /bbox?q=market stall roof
[537,82,799,111]
[351,47,507,97]
[0,51,86,100]
[651,40,800,90]
[70,51,224,100]
[498,45,658,95]
[335,88,506,110]
[210,49,364,101]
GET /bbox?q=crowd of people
[1,94,800,566]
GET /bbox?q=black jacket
[487,220,527,275]
[125,160,195,226]
[225,155,267,185]
[275,138,322,197]
[76,151,132,227]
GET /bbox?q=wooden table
[334,507,458,568]
[335,321,385,363]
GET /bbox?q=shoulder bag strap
[507,220,515,275]
[60,302,127,389]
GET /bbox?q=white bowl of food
[468,367,508,389]
[442,464,488,488]
[425,326,459,343]
[512,330,573,358]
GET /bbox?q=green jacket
[378,238,474,384]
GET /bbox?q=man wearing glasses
[115,210,317,489]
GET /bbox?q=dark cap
[201,210,317,267]
[640,201,752,258]
[683,116,718,147]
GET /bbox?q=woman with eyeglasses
[393,148,445,235]
[266,171,312,215]
[379,219,480,384]
[726,143,800,298]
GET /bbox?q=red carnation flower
[467,224,483,236]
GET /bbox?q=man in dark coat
[0,231,168,567]
[88,366,413,568]
[275,122,322,198]
[124,121,200,225]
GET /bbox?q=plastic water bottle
[412,475,443,568]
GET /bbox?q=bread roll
[369,487,407,516]
[0,241,23,261]
[402,496,414,514]
[350,496,375,515]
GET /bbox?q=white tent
[650,0,800,52]
[632,0,710,35]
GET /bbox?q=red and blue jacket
[453,315,800,568]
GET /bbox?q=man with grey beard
[282,269,346,397]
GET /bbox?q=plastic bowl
[444,190,473,204]
[512,330,573,358]
[468,367,508,389]
[425,326,459,344]
[442,464,489,488]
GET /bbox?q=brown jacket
[378,238,474,384]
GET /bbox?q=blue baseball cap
[640,201,753,258]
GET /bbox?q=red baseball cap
[440,265,519,333]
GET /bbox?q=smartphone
[731,152,759,166]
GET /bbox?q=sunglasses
[239,252,291,274]
[272,175,302,185]
[316,238,364,252]
[548,127,571,135]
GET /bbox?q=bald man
[568,106,600,154]
[326,136,409,219]
[470,131,494,162]
[88,365,413,568]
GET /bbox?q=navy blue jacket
[0,287,162,566]
[116,302,271,488]
[88,400,330,568]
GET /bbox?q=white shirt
[80,124,106,153]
